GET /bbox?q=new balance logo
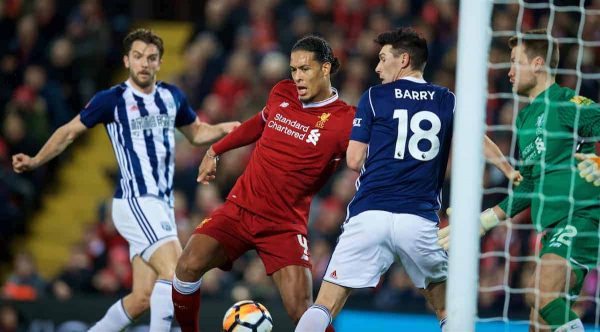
[280,101,289,108]
[330,270,337,279]
[297,234,309,261]
[306,129,321,145]
[535,136,546,153]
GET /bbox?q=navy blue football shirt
[348,77,455,222]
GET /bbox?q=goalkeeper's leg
[528,307,550,332]
[525,253,583,332]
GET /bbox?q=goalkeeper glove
[437,208,500,251]
[575,153,600,187]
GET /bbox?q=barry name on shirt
[394,88,435,100]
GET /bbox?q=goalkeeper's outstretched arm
[438,164,534,251]
[437,205,507,251]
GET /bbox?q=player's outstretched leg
[88,256,156,331]
[294,281,351,332]
[172,234,229,332]
[528,305,551,331]
[296,304,333,331]
[87,299,134,332]
[146,240,182,331]
[273,265,337,331]
[419,281,447,331]
[525,253,584,332]
[272,265,313,324]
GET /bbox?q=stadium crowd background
[1,0,599,330]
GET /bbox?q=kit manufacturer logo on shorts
[297,234,310,261]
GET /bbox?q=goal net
[476,1,600,331]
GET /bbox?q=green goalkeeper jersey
[499,83,600,231]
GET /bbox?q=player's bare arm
[483,135,522,185]
[12,115,88,173]
[178,118,240,146]
[346,140,368,171]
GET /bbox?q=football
[222,300,273,332]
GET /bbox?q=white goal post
[446,0,493,331]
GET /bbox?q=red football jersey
[227,79,355,231]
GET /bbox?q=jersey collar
[398,76,427,84]
[532,83,560,104]
[125,79,157,97]
[301,87,339,108]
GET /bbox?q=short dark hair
[508,29,559,70]
[375,27,428,71]
[123,28,164,59]
[291,35,341,75]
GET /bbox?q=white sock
[439,317,447,332]
[173,274,202,294]
[555,319,585,332]
[88,299,133,332]
[150,279,174,331]
[295,304,331,332]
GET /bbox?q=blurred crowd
[2,0,600,329]
[0,0,130,264]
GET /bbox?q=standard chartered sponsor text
[269,113,310,140]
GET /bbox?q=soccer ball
[222,300,273,332]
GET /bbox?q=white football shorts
[112,196,178,261]
[323,210,448,289]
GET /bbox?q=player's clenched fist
[506,169,523,186]
[575,153,600,187]
[197,147,218,184]
[12,154,39,173]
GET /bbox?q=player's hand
[12,154,39,173]
[197,148,218,184]
[437,207,452,250]
[220,121,241,135]
[575,153,600,186]
[437,225,450,251]
[505,169,523,186]
[437,208,500,251]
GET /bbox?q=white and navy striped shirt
[80,80,197,206]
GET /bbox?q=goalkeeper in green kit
[438,29,600,332]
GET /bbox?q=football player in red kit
[171,36,354,332]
